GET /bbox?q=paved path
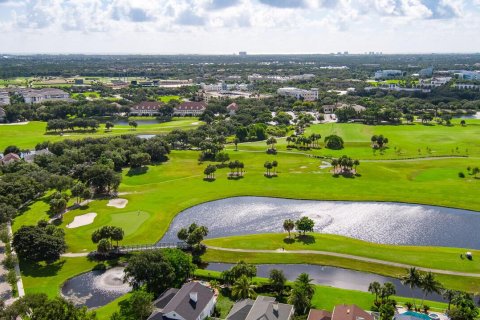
[206,246,480,278]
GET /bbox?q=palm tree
[296,273,315,298]
[233,137,240,151]
[264,161,273,176]
[232,275,255,299]
[401,267,422,310]
[368,281,381,304]
[443,289,458,311]
[272,160,278,175]
[381,282,396,302]
[283,219,295,238]
[419,272,443,307]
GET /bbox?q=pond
[62,267,132,309]
[454,112,480,119]
[160,197,480,249]
[204,263,445,302]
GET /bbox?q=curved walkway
[206,245,480,278]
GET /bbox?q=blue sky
[0,0,479,54]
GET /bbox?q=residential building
[374,70,405,80]
[277,87,319,101]
[20,88,70,104]
[1,153,21,166]
[227,102,239,115]
[417,77,452,88]
[309,305,374,320]
[307,309,332,320]
[419,67,433,78]
[174,101,206,116]
[130,101,164,116]
[322,103,366,114]
[456,83,480,90]
[24,149,53,163]
[227,296,294,320]
[0,107,5,122]
[0,91,10,106]
[364,85,430,93]
[148,282,216,320]
[248,74,316,82]
[454,71,480,81]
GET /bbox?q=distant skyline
[1,0,480,54]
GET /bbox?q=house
[24,149,53,163]
[307,309,332,320]
[0,91,10,106]
[174,101,206,116]
[0,107,6,122]
[130,101,164,116]
[309,305,374,320]
[20,88,71,104]
[227,296,294,320]
[148,282,216,320]
[277,87,319,101]
[322,103,366,114]
[1,153,21,165]
[227,102,239,115]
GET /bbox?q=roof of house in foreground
[227,296,294,320]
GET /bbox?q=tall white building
[20,88,70,104]
[277,87,319,101]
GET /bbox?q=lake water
[454,112,480,119]
[160,197,480,249]
[205,263,445,302]
[62,267,132,308]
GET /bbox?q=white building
[20,88,70,104]
[0,91,10,106]
[374,70,405,80]
[455,71,480,81]
[456,84,480,90]
[277,87,319,101]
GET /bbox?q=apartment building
[277,87,319,101]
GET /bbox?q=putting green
[108,210,150,236]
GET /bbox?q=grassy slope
[204,233,480,273]
[202,248,480,292]
[0,118,202,150]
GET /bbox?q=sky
[1,0,480,54]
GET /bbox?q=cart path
[206,246,480,277]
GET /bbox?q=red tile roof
[1,153,20,164]
[227,102,239,111]
[308,309,332,320]
[176,101,206,111]
[331,305,373,320]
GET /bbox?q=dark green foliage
[324,135,344,150]
[12,223,66,262]
[114,290,154,320]
[295,217,315,235]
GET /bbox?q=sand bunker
[67,213,97,229]
[107,198,128,209]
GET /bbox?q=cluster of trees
[283,217,315,237]
[286,133,322,150]
[91,226,125,254]
[331,155,360,175]
[370,135,389,149]
[401,267,443,312]
[177,223,209,262]
[12,220,67,262]
[49,191,69,217]
[368,281,397,319]
[0,293,97,320]
[123,248,196,296]
[288,273,316,315]
[228,160,245,178]
[264,160,278,177]
[46,118,100,132]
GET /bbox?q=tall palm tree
[232,275,256,299]
[296,273,315,298]
[283,219,295,238]
[401,267,422,310]
[442,289,458,311]
[368,281,381,303]
[420,272,443,307]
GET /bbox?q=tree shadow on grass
[203,178,216,182]
[19,259,66,278]
[296,234,316,245]
[283,238,295,244]
[126,167,149,177]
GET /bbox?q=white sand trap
[107,198,128,209]
[191,122,199,125]
[67,213,97,229]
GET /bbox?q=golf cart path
[206,246,480,277]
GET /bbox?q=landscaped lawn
[157,95,182,103]
[204,233,480,274]
[71,91,101,99]
[0,118,203,151]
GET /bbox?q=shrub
[459,172,465,178]
[324,135,344,150]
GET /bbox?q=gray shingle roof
[226,299,254,320]
[229,296,293,320]
[148,282,214,320]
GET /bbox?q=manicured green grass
[204,233,480,273]
[20,257,99,297]
[202,248,480,292]
[71,92,101,99]
[157,95,182,103]
[95,293,132,320]
[0,118,202,150]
